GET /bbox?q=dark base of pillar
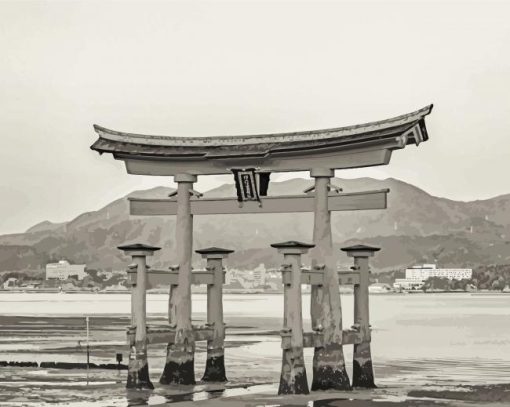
[160,358,196,385]
[278,348,309,395]
[352,342,376,388]
[126,361,154,390]
[311,346,351,391]
[278,370,309,395]
[202,354,227,382]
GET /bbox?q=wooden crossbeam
[281,329,364,349]
[129,325,367,346]
[128,268,357,288]
[127,269,219,288]
[128,189,389,216]
[126,324,214,345]
[338,271,360,285]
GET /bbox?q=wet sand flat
[1,292,510,405]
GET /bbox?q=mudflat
[0,292,509,406]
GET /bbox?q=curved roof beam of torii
[90,104,433,176]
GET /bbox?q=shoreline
[1,289,501,295]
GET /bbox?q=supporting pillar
[196,247,234,382]
[161,174,197,385]
[341,244,380,388]
[167,265,179,325]
[309,168,351,391]
[128,263,137,327]
[118,243,161,390]
[272,240,313,395]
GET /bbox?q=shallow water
[0,292,509,405]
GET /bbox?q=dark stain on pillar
[311,346,351,391]
[352,343,376,389]
[126,362,154,390]
[202,355,227,382]
[278,369,309,395]
[160,358,196,385]
[278,348,309,395]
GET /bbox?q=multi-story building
[45,260,87,280]
[405,264,472,280]
[394,264,472,291]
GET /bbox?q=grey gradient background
[1,0,509,234]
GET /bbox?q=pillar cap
[341,244,380,257]
[195,247,234,255]
[271,240,314,255]
[195,247,234,259]
[118,243,161,256]
[271,240,315,249]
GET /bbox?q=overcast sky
[1,0,509,235]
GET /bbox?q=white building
[3,277,18,289]
[405,264,472,281]
[252,263,267,287]
[393,278,424,291]
[45,260,87,280]
[394,264,472,291]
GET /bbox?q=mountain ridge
[1,177,509,273]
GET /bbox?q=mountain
[0,177,509,273]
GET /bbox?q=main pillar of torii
[160,174,197,384]
[310,168,350,390]
[90,104,433,389]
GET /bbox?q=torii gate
[91,104,433,391]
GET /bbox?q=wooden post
[196,247,234,382]
[118,243,161,390]
[341,244,380,388]
[161,174,197,385]
[272,240,314,395]
[309,168,351,391]
[128,263,137,327]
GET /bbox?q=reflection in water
[309,400,448,406]
[126,385,228,405]
[2,293,510,406]
[126,389,151,406]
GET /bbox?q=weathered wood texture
[122,149,394,176]
[127,325,214,345]
[91,105,433,175]
[127,255,153,389]
[284,330,363,349]
[129,189,388,216]
[202,257,227,382]
[310,173,351,391]
[278,251,309,395]
[352,256,376,388]
[128,269,217,287]
[160,176,196,385]
[130,268,355,287]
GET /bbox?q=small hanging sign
[232,168,260,203]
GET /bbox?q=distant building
[252,264,267,287]
[405,264,472,280]
[369,283,393,293]
[45,260,87,280]
[394,264,472,291]
[393,278,424,291]
[19,280,41,289]
[3,277,18,289]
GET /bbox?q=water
[0,292,509,405]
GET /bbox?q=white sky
[1,0,509,234]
